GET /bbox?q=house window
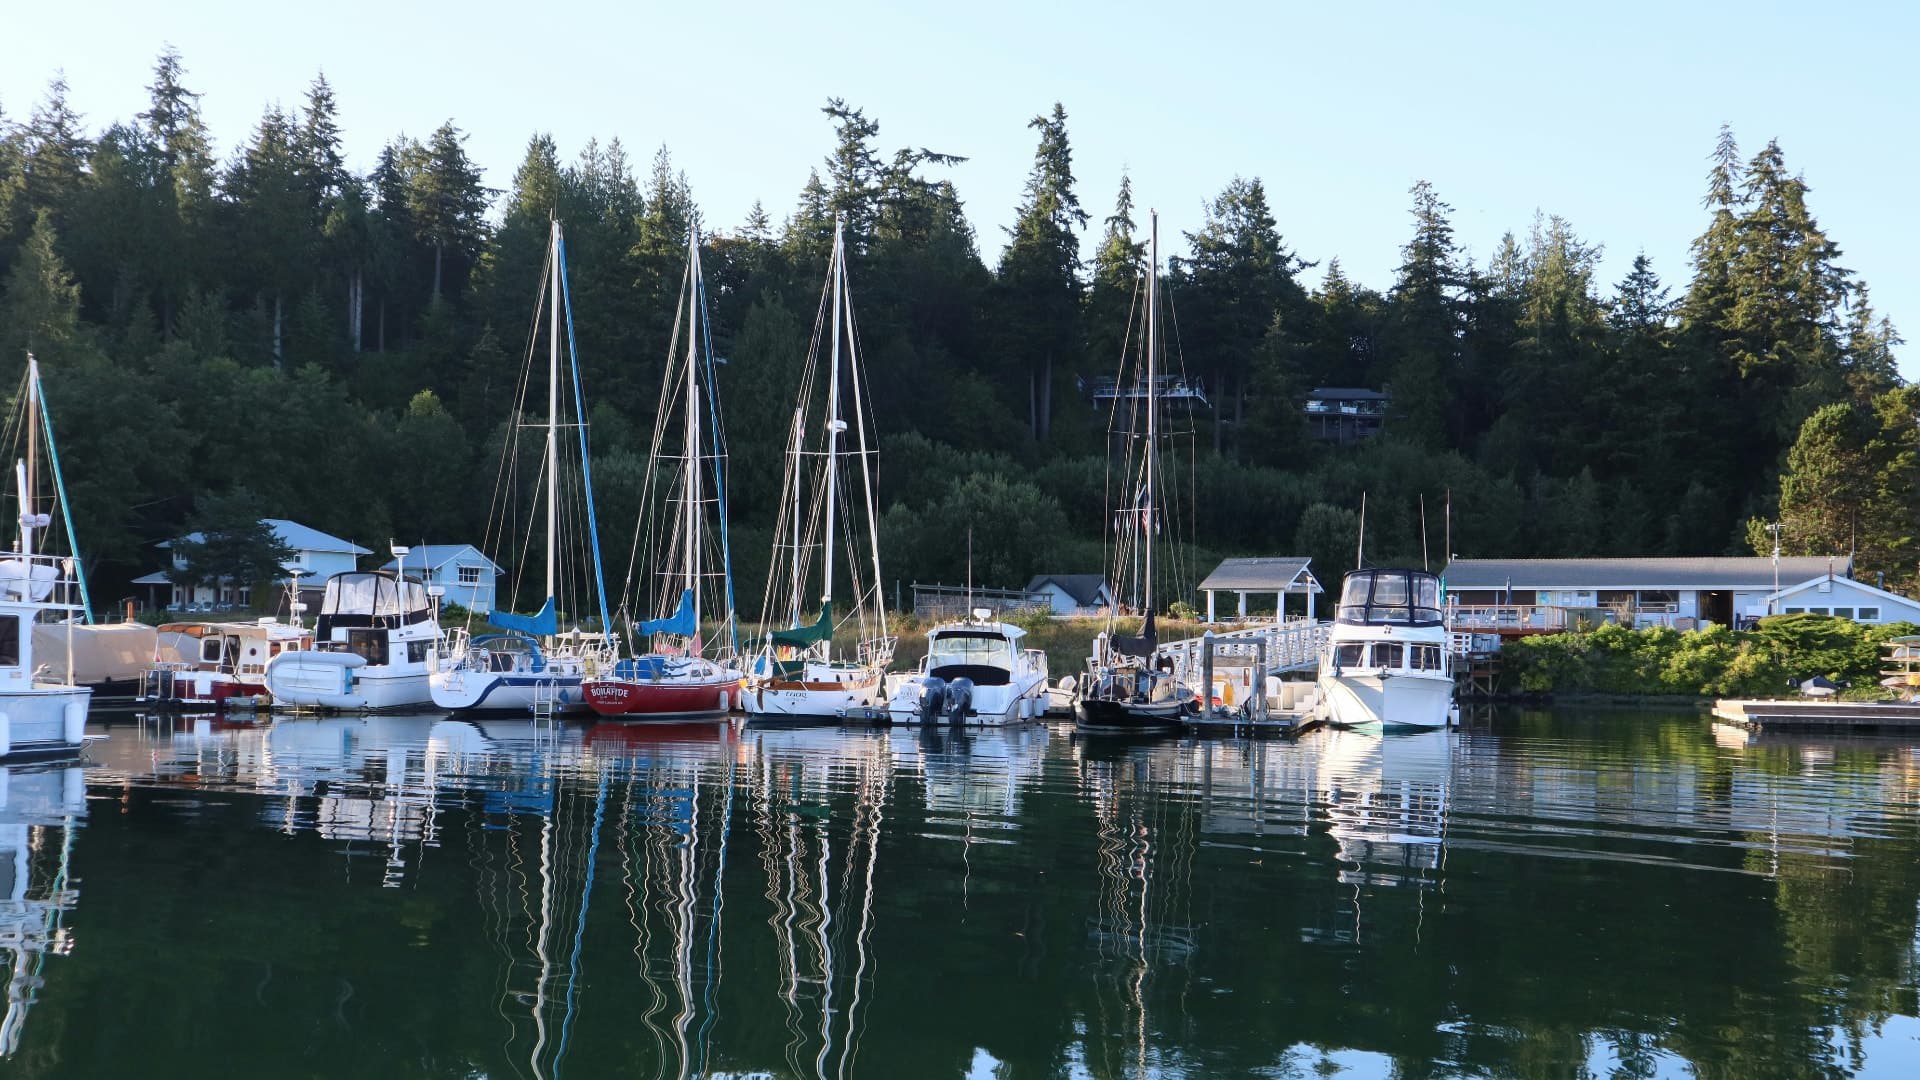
[0,615,17,666]
[1860,607,1881,622]
[1638,590,1678,611]
[457,565,485,586]
[1831,607,1854,620]
[1809,607,1830,616]
[239,586,251,607]
[1785,606,1805,614]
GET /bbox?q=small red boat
[583,655,741,720]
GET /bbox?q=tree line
[0,50,1909,617]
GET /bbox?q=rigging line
[557,236,611,635]
[487,245,555,628]
[696,257,740,656]
[626,258,694,617]
[837,267,888,641]
[692,751,735,1075]
[554,772,608,1079]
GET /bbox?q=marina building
[1197,557,1323,623]
[1441,556,1894,630]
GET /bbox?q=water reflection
[24,709,1920,1075]
[0,763,84,1059]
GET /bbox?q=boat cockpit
[1336,569,1444,628]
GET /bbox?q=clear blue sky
[5,0,1915,373]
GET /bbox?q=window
[200,637,223,665]
[1809,607,1830,616]
[457,565,485,586]
[0,615,17,666]
[1831,607,1854,620]
[1371,643,1405,668]
[1412,644,1443,671]
[1785,606,1804,614]
[1333,643,1365,667]
[238,586,251,606]
[408,640,431,663]
[1860,607,1881,622]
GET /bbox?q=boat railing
[0,552,86,611]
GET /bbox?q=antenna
[1420,494,1430,572]
[1356,492,1367,570]
[1445,487,1453,563]
[966,526,974,614]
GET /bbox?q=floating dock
[1711,698,1920,732]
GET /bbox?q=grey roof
[1443,557,1851,591]
[1198,557,1322,593]
[1307,387,1389,401]
[379,544,503,574]
[159,518,371,556]
[1024,574,1111,606]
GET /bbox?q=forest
[0,50,1911,620]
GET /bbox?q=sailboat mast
[685,230,703,634]
[546,220,562,612]
[1143,211,1158,617]
[822,215,845,612]
[22,352,38,557]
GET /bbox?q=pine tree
[1,210,83,362]
[21,75,91,232]
[1386,180,1462,448]
[409,121,489,300]
[819,99,881,251]
[996,103,1088,442]
[134,48,216,333]
[1086,171,1144,371]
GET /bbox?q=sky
[4,0,1916,374]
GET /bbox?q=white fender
[0,712,10,757]
[63,701,86,745]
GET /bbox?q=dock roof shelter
[1198,557,1322,623]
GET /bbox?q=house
[379,544,503,614]
[1304,387,1388,444]
[1197,557,1323,623]
[132,518,371,612]
[1767,574,1920,625]
[1442,556,1856,630]
[1024,574,1114,616]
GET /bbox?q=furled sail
[769,602,833,649]
[492,596,557,637]
[638,588,697,638]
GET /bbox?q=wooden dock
[1712,698,1920,732]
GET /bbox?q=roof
[1307,387,1389,401]
[379,544,503,574]
[1024,574,1111,606]
[1198,557,1322,593]
[159,518,371,556]
[1443,557,1850,591]
[1767,574,1920,608]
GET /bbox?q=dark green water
[4,708,1919,1078]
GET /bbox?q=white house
[1024,574,1113,616]
[133,518,371,612]
[1767,575,1920,625]
[380,544,503,614]
[1443,556,1857,629]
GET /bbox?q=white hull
[1319,671,1454,729]
[0,686,90,757]
[267,651,436,712]
[744,667,886,722]
[428,668,590,714]
[886,672,1049,726]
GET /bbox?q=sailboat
[1073,211,1191,733]
[584,229,742,721]
[0,355,92,758]
[743,215,894,722]
[430,220,614,714]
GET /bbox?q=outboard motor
[945,677,974,725]
[917,677,948,724]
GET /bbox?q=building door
[1699,590,1733,628]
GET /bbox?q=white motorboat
[265,570,441,711]
[1317,568,1456,730]
[885,611,1049,726]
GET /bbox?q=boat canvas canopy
[769,602,833,649]
[322,573,430,617]
[491,596,557,638]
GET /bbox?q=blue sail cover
[492,596,557,637]
[639,589,697,638]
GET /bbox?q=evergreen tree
[819,99,881,251]
[995,103,1088,442]
[1,211,83,364]
[409,121,489,300]
[1386,180,1462,448]
[20,75,90,232]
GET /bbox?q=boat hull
[137,672,268,710]
[1073,694,1185,733]
[886,674,1049,726]
[0,686,91,759]
[1319,671,1454,730]
[745,672,886,724]
[582,676,740,720]
[267,650,435,712]
[429,669,590,714]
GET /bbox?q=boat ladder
[531,678,558,723]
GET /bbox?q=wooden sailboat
[584,228,742,720]
[1074,211,1191,733]
[744,215,894,722]
[430,219,614,714]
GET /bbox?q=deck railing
[1158,619,1330,680]
[1446,605,1569,633]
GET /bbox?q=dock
[1711,698,1920,732]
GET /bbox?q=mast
[546,220,561,614]
[822,215,845,614]
[685,229,703,634]
[1143,211,1158,617]
[21,352,38,557]
[788,405,805,627]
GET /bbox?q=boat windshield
[927,630,1015,671]
[1337,569,1443,627]
[322,573,430,617]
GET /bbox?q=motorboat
[139,618,311,709]
[885,611,1049,726]
[1317,568,1455,730]
[264,571,442,711]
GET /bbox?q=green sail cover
[769,602,832,649]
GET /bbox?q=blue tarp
[492,596,557,637]
[639,588,697,638]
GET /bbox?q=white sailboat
[0,355,91,758]
[583,228,742,721]
[1074,210,1190,733]
[430,220,614,714]
[744,215,894,722]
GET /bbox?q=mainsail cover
[1109,611,1157,659]
[769,602,833,649]
[492,596,557,637]
[639,589,697,638]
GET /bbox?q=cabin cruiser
[1316,568,1456,730]
[264,571,442,711]
[885,612,1050,726]
[139,618,312,709]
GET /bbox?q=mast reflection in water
[24,708,1920,1076]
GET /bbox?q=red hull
[141,676,268,710]
[583,678,739,719]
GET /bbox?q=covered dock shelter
[1198,557,1323,623]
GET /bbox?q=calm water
[3,708,1919,1077]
